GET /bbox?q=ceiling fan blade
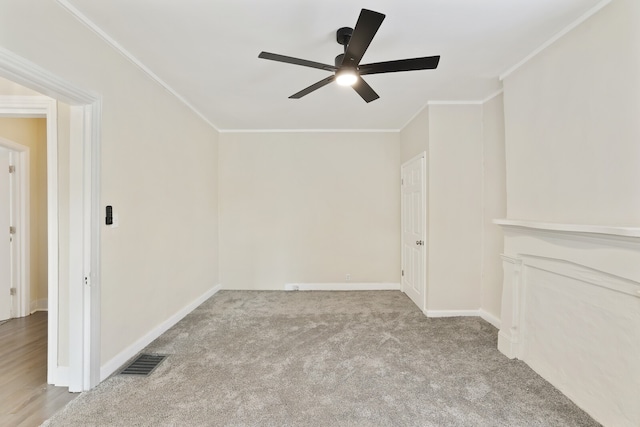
[259,52,337,72]
[359,56,441,75]
[289,75,336,99]
[342,9,385,67]
[352,76,379,103]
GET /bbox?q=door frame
[400,151,428,312]
[0,46,102,391]
[0,137,30,319]
[0,99,59,383]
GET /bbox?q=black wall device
[106,205,113,225]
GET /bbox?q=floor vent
[120,354,167,376]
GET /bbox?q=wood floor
[0,312,77,427]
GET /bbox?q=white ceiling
[62,0,605,131]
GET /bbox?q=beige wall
[427,105,483,311]
[480,95,506,319]
[0,1,220,366]
[400,107,429,163]
[219,132,400,289]
[398,102,504,315]
[0,117,48,309]
[503,0,640,226]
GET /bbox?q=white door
[401,154,426,311]
[0,147,12,321]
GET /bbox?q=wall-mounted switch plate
[106,205,113,225]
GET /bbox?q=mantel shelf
[493,219,640,239]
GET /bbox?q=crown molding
[55,0,220,132]
[218,128,401,134]
[427,100,484,106]
[400,102,429,130]
[482,89,504,103]
[499,0,612,81]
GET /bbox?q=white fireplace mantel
[494,218,640,427]
[493,218,640,239]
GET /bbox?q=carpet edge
[284,283,400,291]
[99,284,222,381]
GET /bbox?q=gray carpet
[43,291,599,426]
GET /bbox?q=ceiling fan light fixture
[258,9,439,102]
[335,69,358,86]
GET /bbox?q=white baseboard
[284,282,400,291]
[53,366,69,387]
[497,330,518,359]
[424,309,480,318]
[30,298,48,313]
[424,308,502,329]
[99,284,221,382]
[479,309,501,329]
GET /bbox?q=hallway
[0,312,76,427]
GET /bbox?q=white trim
[417,90,503,111]
[424,309,481,318]
[402,151,427,165]
[55,0,219,132]
[0,46,101,391]
[218,128,401,133]
[497,254,523,359]
[499,0,612,80]
[68,106,84,391]
[482,89,503,104]
[0,96,49,117]
[55,366,69,386]
[400,102,429,131]
[493,219,640,239]
[86,101,102,389]
[45,98,60,383]
[99,284,222,381]
[500,254,521,264]
[427,100,484,106]
[479,103,486,326]
[519,255,639,298]
[479,309,501,329]
[0,48,95,104]
[425,309,503,328]
[284,283,400,291]
[497,330,519,359]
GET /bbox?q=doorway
[0,48,101,391]
[401,152,427,312]
[0,138,30,323]
[0,145,13,322]
[0,99,62,390]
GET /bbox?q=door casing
[0,46,102,392]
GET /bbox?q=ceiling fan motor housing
[336,27,354,67]
[336,27,353,47]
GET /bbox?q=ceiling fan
[258,8,440,103]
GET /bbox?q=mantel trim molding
[493,219,640,239]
